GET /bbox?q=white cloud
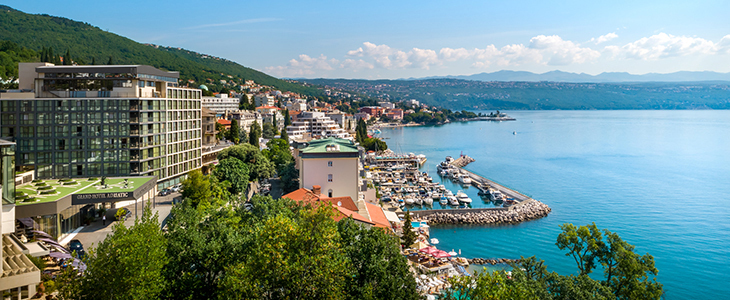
[528,35,601,65]
[265,54,338,77]
[614,33,718,60]
[590,32,618,44]
[184,18,280,30]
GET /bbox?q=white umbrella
[420,274,428,279]
[448,249,458,256]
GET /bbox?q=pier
[450,155,532,202]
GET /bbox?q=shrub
[38,186,53,190]
[32,179,42,183]
[16,194,28,200]
[62,181,77,185]
[59,179,73,182]
[15,191,25,197]
[40,190,56,195]
[89,177,98,181]
[23,197,36,202]
[34,182,47,187]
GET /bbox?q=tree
[556,222,604,275]
[263,138,293,174]
[279,161,299,194]
[91,57,95,65]
[181,170,229,210]
[63,49,71,65]
[400,211,417,247]
[280,126,289,143]
[219,199,348,299]
[239,94,252,110]
[239,128,247,145]
[262,122,276,139]
[361,137,388,152]
[283,109,291,126]
[79,206,167,300]
[107,55,113,65]
[217,143,274,182]
[337,218,420,300]
[248,121,261,148]
[226,119,241,144]
[355,119,368,143]
[212,157,250,195]
[215,121,227,140]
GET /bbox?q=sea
[377,110,730,300]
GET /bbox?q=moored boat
[456,190,472,203]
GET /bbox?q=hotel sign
[72,192,134,205]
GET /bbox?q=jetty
[450,155,532,202]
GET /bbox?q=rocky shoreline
[425,200,552,225]
[468,258,520,265]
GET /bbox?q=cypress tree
[283,109,291,126]
[91,57,96,65]
[64,49,71,65]
[280,126,289,143]
[107,56,114,65]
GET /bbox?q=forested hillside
[0,5,320,95]
[303,78,730,110]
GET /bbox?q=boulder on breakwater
[425,200,551,225]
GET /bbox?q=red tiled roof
[320,196,359,213]
[283,188,373,225]
[256,105,281,110]
[333,206,375,225]
[216,119,231,125]
[365,202,392,229]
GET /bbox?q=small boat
[439,196,448,205]
[458,174,472,185]
[431,192,441,199]
[513,131,517,135]
[448,196,459,206]
[414,197,422,205]
[405,198,415,205]
[430,238,439,245]
[456,190,472,203]
[423,197,433,205]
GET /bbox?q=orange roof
[321,196,359,213]
[283,188,373,225]
[333,206,375,225]
[365,202,392,229]
[216,119,231,125]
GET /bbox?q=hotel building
[0,63,202,189]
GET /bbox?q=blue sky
[5,0,730,79]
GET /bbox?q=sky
[5,0,730,79]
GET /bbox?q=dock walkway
[450,156,532,202]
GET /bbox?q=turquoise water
[379,110,730,299]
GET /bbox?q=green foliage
[226,119,240,144]
[212,157,250,195]
[556,222,604,275]
[247,121,261,148]
[262,122,276,139]
[279,161,299,195]
[442,269,539,300]
[280,126,289,143]
[400,211,417,247]
[283,109,291,126]
[0,7,324,96]
[215,122,226,140]
[181,170,230,210]
[26,254,46,270]
[217,143,274,182]
[79,206,168,300]
[0,40,37,88]
[355,119,367,143]
[337,218,420,300]
[239,94,254,110]
[361,137,388,152]
[262,138,293,174]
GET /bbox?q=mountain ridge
[405,70,730,83]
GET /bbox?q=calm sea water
[379,110,730,300]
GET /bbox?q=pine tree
[401,211,417,247]
[64,49,71,65]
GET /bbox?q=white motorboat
[444,190,454,197]
[448,196,460,206]
[439,196,448,205]
[431,192,441,199]
[405,198,415,205]
[423,197,433,205]
[458,174,472,185]
[430,238,439,245]
[414,197,423,205]
[456,190,472,203]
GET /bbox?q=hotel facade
[0,63,203,189]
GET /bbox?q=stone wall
[411,199,551,225]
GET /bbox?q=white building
[227,110,263,133]
[285,99,307,112]
[202,94,239,116]
[326,112,356,131]
[299,137,360,201]
[378,101,395,109]
[254,94,275,107]
[287,111,352,141]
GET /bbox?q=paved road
[71,192,178,249]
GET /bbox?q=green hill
[0,5,319,95]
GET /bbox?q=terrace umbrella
[433,250,451,258]
[31,230,54,239]
[411,241,429,250]
[419,246,437,255]
[448,249,458,257]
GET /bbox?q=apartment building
[286,111,352,141]
[202,93,239,116]
[0,63,202,189]
[254,94,275,107]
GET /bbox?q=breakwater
[468,258,520,265]
[411,199,551,225]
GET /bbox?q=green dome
[199,84,208,91]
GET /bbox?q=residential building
[0,63,202,189]
[202,93,239,117]
[385,108,404,120]
[1,139,41,299]
[201,107,217,147]
[285,99,307,111]
[404,99,420,107]
[298,137,359,202]
[227,110,262,133]
[326,112,356,131]
[216,118,231,131]
[286,112,351,141]
[378,101,395,109]
[254,94,275,107]
[354,112,371,121]
[283,185,391,230]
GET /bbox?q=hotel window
[328,161,333,167]
[328,174,333,182]
[328,189,333,198]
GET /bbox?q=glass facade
[1,143,15,204]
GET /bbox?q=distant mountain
[302,78,730,110]
[419,70,730,83]
[0,5,320,95]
